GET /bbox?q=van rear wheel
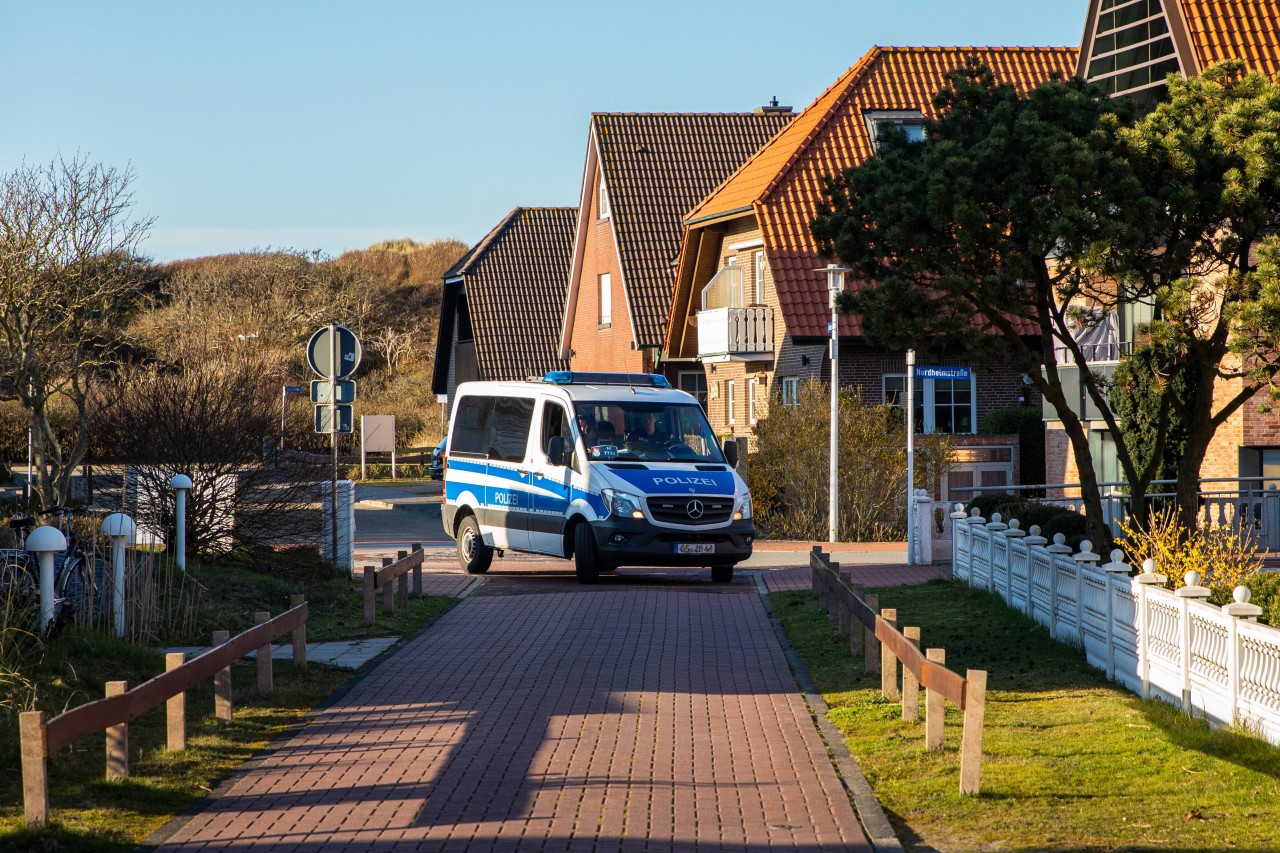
[574,523,600,584]
[711,564,734,583]
[457,516,493,574]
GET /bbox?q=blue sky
[2,1,1087,262]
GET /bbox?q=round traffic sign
[307,325,363,379]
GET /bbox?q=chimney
[755,96,793,115]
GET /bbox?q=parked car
[429,438,446,480]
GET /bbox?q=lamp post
[817,264,847,543]
[906,349,916,565]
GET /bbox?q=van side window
[452,396,494,456]
[541,402,571,461]
[489,396,535,462]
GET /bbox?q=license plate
[675,543,714,555]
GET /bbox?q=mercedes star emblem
[686,500,705,519]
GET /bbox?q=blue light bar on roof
[542,371,670,388]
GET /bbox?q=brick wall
[569,167,645,373]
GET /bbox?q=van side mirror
[547,435,568,467]
[722,438,739,469]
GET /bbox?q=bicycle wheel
[58,552,109,626]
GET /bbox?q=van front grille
[647,495,734,525]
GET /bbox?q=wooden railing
[19,597,309,827]
[362,544,425,626]
[809,547,989,794]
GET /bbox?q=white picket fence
[951,505,1280,745]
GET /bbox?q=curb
[755,573,904,853]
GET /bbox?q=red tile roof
[1175,0,1280,76]
[682,46,1077,340]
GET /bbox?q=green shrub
[1241,569,1280,627]
[964,493,1088,549]
[979,405,1044,485]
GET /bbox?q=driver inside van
[626,412,666,450]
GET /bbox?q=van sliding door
[486,396,535,551]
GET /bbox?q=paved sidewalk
[151,576,871,852]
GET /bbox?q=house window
[781,376,799,408]
[727,380,736,426]
[598,177,610,218]
[753,251,765,304]
[748,378,759,425]
[864,110,926,151]
[884,373,976,434]
[679,370,708,411]
[598,273,611,326]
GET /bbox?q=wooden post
[827,562,841,620]
[848,583,865,656]
[363,565,376,626]
[213,629,233,726]
[411,542,423,598]
[880,608,899,699]
[902,626,921,721]
[837,585,851,638]
[960,669,988,795]
[864,593,880,673]
[396,550,410,608]
[255,611,273,696]
[106,681,128,780]
[166,652,187,751]
[20,711,48,828]
[381,556,394,614]
[925,648,945,750]
[291,594,307,669]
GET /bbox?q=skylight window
[864,111,927,151]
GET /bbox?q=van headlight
[735,493,753,521]
[602,488,645,520]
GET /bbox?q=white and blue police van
[440,371,753,583]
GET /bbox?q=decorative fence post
[1223,586,1263,725]
[170,473,193,572]
[1045,533,1073,640]
[913,489,934,565]
[1073,540,1100,646]
[101,513,136,638]
[1175,570,1212,712]
[1133,558,1167,700]
[950,503,969,578]
[1099,549,1131,680]
[1021,525,1047,619]
[1004,518,1025,603]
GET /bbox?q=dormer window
[864,110,927,151]
[598,177,610,219]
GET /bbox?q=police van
[441,371,753,583]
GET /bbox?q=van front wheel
[457,516,493,574]
[574,524,600,584]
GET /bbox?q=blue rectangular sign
[915,366,971,381]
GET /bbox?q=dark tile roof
[433,207,576,390]
[593,112,792,347]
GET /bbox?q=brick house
[1046,0,1280,488]
[431,207,577,405]
[557,110,792,396]
[663,46,1077,500]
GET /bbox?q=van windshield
[573,401,726,464]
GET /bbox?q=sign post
[906,350,916,565]
[307,325,362,571]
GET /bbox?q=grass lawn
[0,555,458,852]
[772,580,1280,852]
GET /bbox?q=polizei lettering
[651,476,717,487]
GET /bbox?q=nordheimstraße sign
[915,366,971,380]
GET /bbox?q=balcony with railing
[696,266,773,362]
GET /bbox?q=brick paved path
[153,575,870,851]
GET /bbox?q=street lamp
[817,264,847,543]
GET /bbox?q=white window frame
[864,110,926,151]
[753,251,765,304]
[748,378,758,425]
[727,380,736,426]
[598,176,610,219]
[781,376,799,408]
[883,373,977,434]
[598,272,611,326]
